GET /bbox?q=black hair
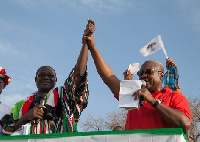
[36,66,56,77]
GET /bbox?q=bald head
[143,60,164,73]
[139,60,164,93]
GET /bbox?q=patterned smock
[2,68,89,135]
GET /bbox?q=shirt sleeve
[170,92,192,122]
[63,67,89,122]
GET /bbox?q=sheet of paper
[119,80,142,110]
[128,63,139,74]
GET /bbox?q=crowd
[0,20,192,140]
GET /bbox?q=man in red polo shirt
[85,21,192,134]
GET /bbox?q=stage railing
[0,128,187,142]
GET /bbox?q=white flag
[140,35,165,57]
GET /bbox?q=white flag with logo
[140,35,167,57]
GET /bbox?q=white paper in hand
[128,63,139,74]
[119,80,142,110]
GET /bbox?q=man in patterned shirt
[1,19,95,135]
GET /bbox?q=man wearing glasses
[2,20,94,135]
[85,22,192,135]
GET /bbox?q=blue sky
[0,0,200,131]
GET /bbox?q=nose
[43,75,50,79]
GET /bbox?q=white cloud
[0,94,25,107]
[0,78,36,107]
[80,0,132,13]
[0,41,24,58]
[12,0,133,13]
[25,82,36,91]
[176,0,200,32]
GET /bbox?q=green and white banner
[0,128,188,142]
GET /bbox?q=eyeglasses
[137,69,162,77]
[36,73,55,78]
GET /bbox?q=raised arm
[85,22,120,97]
[74,20,92,87]
[166,58,182,93]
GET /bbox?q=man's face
[138,62,163,93]
[35,67,57,93]
[0,78,5,94]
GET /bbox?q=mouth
[143,80,150,87]
[40,81,51,85]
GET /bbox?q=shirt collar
[151,87,171,97]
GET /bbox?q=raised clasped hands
[82,19,95,49]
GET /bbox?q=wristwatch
[153,99,161,108]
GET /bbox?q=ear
[35,77,37,82]
[55,77,57,82]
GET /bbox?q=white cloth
[128,63,139,74]
[0,129,187,142]
[0,102,11,136]
[140,35,167,57]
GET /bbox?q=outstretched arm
[85,21,120,97]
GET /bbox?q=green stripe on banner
[0,128,186,140]
[42,120,44,134]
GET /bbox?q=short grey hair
[144,60,164,73]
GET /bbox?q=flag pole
[159,35,168,59]
[162,46,168,59]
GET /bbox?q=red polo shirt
[116,87,192,130]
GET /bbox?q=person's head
[0,78,5,94]
[137,60,164,93]
[113,126,124,131]
[35,66,57,94]
[0,67,11,94]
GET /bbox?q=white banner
[0,128,187,142]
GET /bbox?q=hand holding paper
[119,80,142,110]
[128,63,139,74]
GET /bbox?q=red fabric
[0,67,11,85]
[124,87,192,130]
[53,89,58,107]
[22,95,34,116]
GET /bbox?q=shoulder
[169,91,187,100]
[163,87,185,99]
[162,88,188,104]
[13,94,35,108]
[166,91,190,108]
